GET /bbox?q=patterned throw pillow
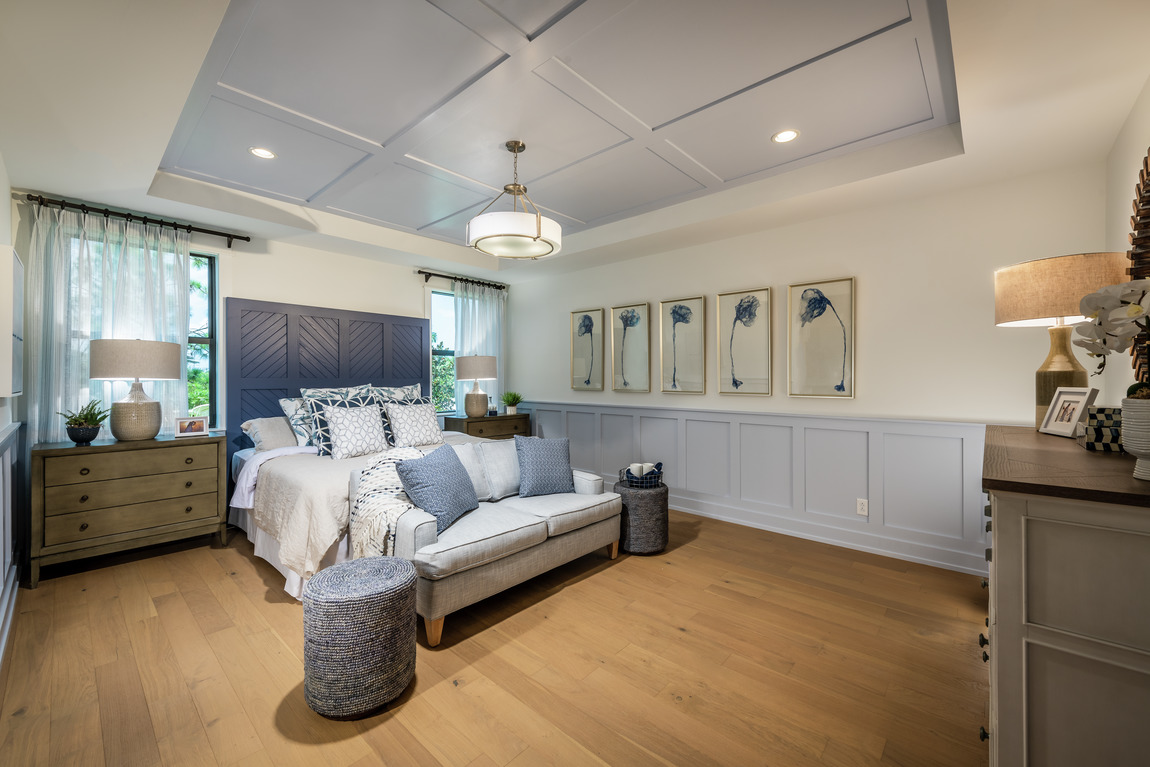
[300,383,375,401]
[395,445,479,533]
[384,400,443,448]
[306,391,380,456]
[375,395,432,446]
[279,397,314,446]
[325,404,388,460]
[371,384,422,403]
[514,435,575,497]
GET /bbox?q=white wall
[508,163,1108,425]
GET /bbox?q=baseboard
[0,563,20,713]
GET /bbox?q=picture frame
[717,287,770,395]
[788,277,854,398]
[611,302,650,392]
[571,308,604,391]
[1039,386,1099,437]
[659,296,705,393]
[175,415,209,437]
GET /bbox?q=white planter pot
[1121,397,1150,480]
[505,405,517,415]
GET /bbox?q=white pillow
[452,442,492,501]
[384,401,443,448]
[478,440,520,500]
[325,403,388,460]
[240,416,298,452]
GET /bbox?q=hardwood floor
[0,511,990,766]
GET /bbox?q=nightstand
[29,434,227,587]
[443,413,530,440]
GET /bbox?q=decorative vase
[66,425,101,447]
[506,405,517,415]
[1120,397,1150,480]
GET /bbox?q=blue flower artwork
[577,313,594,385]
[618,308,640,387]
[572,309,604,390]
[669,303,692,390]
[791,279,853,396]
[728,295,760,390]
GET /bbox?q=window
[187,254,217,426]
[431,291,456,413]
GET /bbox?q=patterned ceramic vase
[1120,398,1150,480]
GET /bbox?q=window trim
[188,253,217,427]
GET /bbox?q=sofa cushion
[413,504,547,579]
[497,492,622,537]
[479,440,520,499]
[514,435,575,497]
[452,442,492,501]
[395,445,478,533]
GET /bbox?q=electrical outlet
[856,498,868,517]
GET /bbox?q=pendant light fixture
[466,140,561,259]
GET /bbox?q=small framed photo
[175,416,209,437]
[1039,387,1098,437]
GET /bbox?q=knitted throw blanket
[349,447,425,558]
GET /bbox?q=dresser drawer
[43,468,218,516]
[44,492,219,546]
[44,444,218,486]
[468,418,528,439]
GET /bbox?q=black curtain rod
[26,194,251,248]
[417,269,507,290]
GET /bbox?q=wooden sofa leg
[609,540,619,560]
[425,616,445,647]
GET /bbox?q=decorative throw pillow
[478,439,520,500]
[306,391,380,456]
[325,404,388,460]
[300,383,375,401]
[375,395,432,446]
[452,442,492,502]
[395,445,478,533]
[241,416,298,452]
[384,400,443,448]
[371,383,422,403]
[279,397,314,446]
[514,435,575,497]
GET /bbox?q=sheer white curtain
[453,281,507,411]
[26,205,190,444]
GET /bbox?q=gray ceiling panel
[479,0,583,39]
[328,162,491,229]
[175,97,369,201]
[218,0,505,144]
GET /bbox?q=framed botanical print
[659,296,705,393]
[788,277,854,398]
[571,308,604,390]
[717,288,770,395]
[611,302,650,392]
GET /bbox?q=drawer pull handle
[185,457,194,465]
[79,495,89,503]
[981,578,988,589]
[185,506,193,513]
[980,727,989,742]
[985,548,992,563]
[79,523,88,531]
[979,633,989,648]
[80,468,90,476]
[986,521,992,533]
[185,481,193,488]
[982,651,989,663]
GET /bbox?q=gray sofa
[357,440,622,646]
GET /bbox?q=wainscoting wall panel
[524,401,988,574]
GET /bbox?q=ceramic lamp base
[464,391,488,418]
[110,382,162,440]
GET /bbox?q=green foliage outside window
[432,332,456,413]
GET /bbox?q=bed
[223,297,437,597]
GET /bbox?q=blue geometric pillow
[514,435,575,497]
[395,444,479,533]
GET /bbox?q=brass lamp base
[1035,325,1087,428]
[110,382,163,440]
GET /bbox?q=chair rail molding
[523,401,988,574]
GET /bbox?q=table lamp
[89,339,182,440]
[994,252,1129,427]
[455,355,497,418]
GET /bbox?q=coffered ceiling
[159,0,959,248]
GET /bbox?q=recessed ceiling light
[771,129,799,144]
[248,146,276,159]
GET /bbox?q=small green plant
[501,391,523,407]
[1127,382,1150,399]
[58,400,111,427]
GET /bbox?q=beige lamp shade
[994,252,1129,327]
[89,339,182,441]
[456,355,497,418]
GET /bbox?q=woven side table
[303,556,417,719]
[612,481,669,554]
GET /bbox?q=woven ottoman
[303,556,417,719]
[612,481,669,554]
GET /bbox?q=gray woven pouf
[613,481,669,554]
[303,556,417,719]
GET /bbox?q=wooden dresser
[29,435,227,587]
[982,425,1150,766]
[443,413,530,440]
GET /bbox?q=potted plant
[501,391,523,415]
[58,400,112,446]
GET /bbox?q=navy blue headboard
[225,297,430,462]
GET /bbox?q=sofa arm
[573,469,604,495]
[393,508,438,559]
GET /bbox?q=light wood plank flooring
[0,511,990,766]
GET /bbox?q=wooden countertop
[983,424,1150,507]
